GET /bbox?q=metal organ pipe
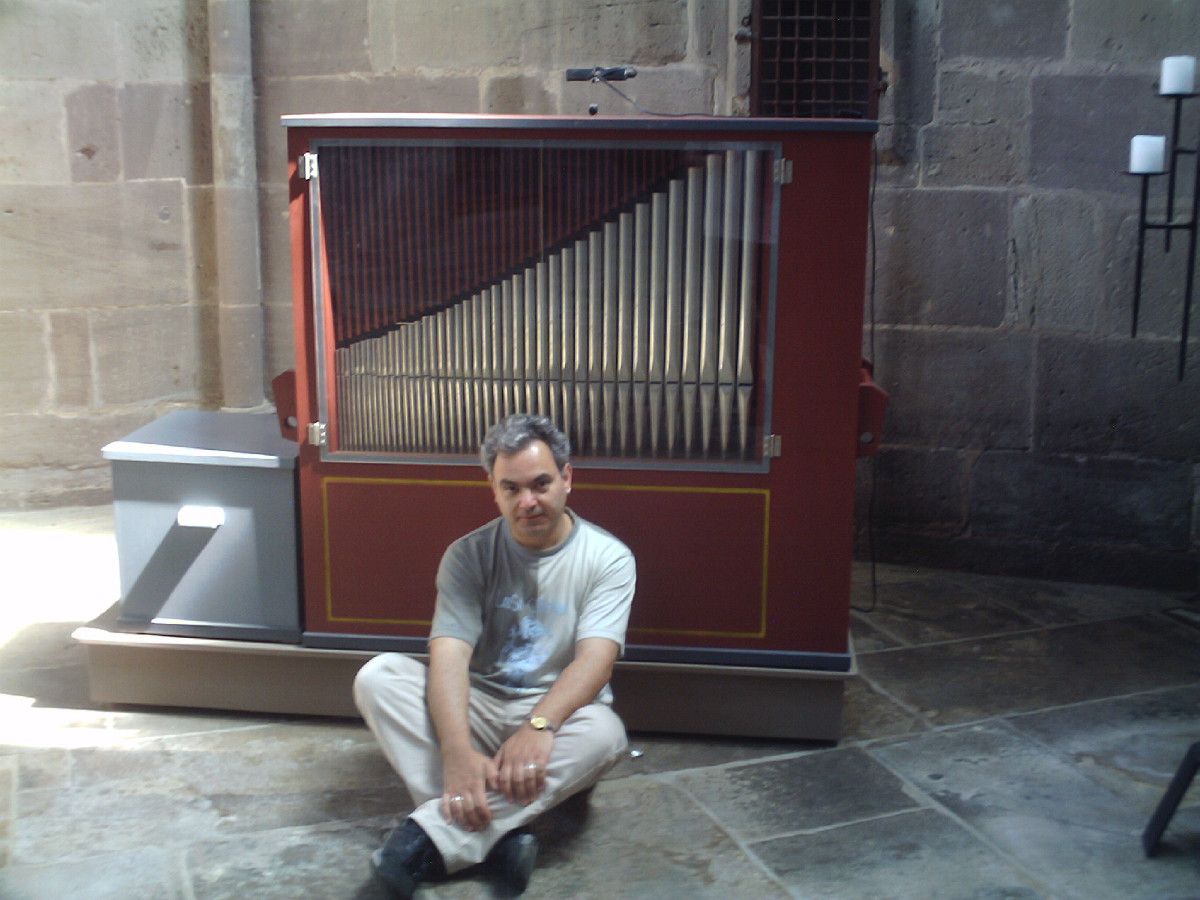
[330,148,766,463]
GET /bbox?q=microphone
[565,66,637,82]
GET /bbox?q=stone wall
[865,0,1199,588]
[0,0,216,508]
[0,0,1195,589]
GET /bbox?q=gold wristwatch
[525,714,556,733]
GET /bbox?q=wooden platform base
[73,611,853,742]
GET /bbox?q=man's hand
[440,745,498,832]
[494,725,555,806]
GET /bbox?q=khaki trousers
[353,652,628,873]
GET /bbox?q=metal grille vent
[753,0,879,119]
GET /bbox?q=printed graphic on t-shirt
[497,614,551,685]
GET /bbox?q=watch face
[529,716,549,730]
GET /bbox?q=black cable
[593,76,719,118]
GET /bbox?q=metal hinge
[301,152,319,180]
[763,434,782,458]
[307,422,327,446]
[773,158,793,185]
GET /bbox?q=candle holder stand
[1129,91,1199,380]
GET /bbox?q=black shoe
[370,819,447,899]
[485,828,538,894]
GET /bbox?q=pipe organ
[283,114,877,738]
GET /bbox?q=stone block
[210,186,262,307]
[379,0,687,72]
[937,69,1028,125]
[0,182,189,310]
[264,301,297,385]
[942,0,1067,60]
[857,446,969,531]
[256,183,291,310]
[0,81,70,184]
[879,0,937,167]
[573,65,714,117]
[1101,205,1193,341]
[1071,0,1200,65]
[0,312,48,413]
[872,327,1033,449]
[253,0,371,78]
[971,450,1192,550]
[117,0,210,82]
[216,302,266,410]
[92,305,198,405]
[195,303,222,406]
[1031,74,1164,193]
[120,82,213,183]
[0,465,114,511]
[188,185,218,308]
[1012,193,1102,330]
[868,527,1197,590]
[49,311,92,408]
[873,188,1010,326]
[0,409,160,470]
[66,83,120,183]
[921,123,1025,187]
[531,0,691,68]
[1035,335,1200,462]
[484,74,555,115]
[0,0,119,80]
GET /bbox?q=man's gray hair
[480,414,571,474]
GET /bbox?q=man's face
[489,440,573,551]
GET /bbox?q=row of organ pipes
[331,148,770,461]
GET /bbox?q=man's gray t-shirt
[430,512,635,703]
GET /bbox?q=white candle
[1129,135,1166,174]
[1160,56,1196,95]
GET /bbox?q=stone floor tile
[948,572,1188,627]
[107,707,301,741]
[0,754,13,868]
[850,613,905,653]
[186,818,391,900]
[675,747,919,841]
[0,661,99,711]
[14,781,225,866]
[617,731,817,778]
[856,615,1200,725]
[1007,685,1200,805]
[840,673,930,742]
[854,575,1043,646]
[73,719,398,797]
[752,808,1049,900]
[513,779,791,900]
[0,698,114,752]
[11,748,70,793]
[870,722,1200,900]
[0,848,187,900]
[64,721,410,836]
[12,720,408,866]
[0,621,91,672]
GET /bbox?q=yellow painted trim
[320,476,483,625]
[318,476,771,636]
[616,485,771,639]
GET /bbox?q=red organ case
[279,114,879,737]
